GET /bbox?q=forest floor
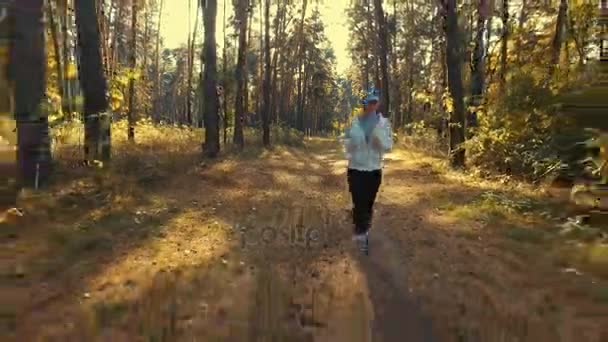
[3,128,608,341]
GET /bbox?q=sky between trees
[161,0,352,74]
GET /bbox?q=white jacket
[343,113,393,171]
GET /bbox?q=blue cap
[361,87,380,105]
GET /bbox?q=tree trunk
[485,12,492,73]
[60,0,73,116]
[202,0,220,157]
[261,0,271,146]
[296,0,308,132]
[109,0,119,78]
[127,0,138,141]
[516,0,527,65]
[499,0,509,91]
[155,0,164,120]
[270,2,284,125]
[186,0,192,124]
[11,0,51,188]
[444,0,466,168]
[244,4,253,116]
[568,11,585,67]
[233,0,249,148]
[468,0,489,134]
[437,8,448,139]
[142,0,151,117]
[47,0,65,110]
[75,0,110,162]
[302,63,310,135]
[258,0,263,123]
[98,0,111,76]
[391,0,401,128]
[547,0,567,83]
[405,60,413,121]
[367,0,380,90]
[186,0,200,126]
[363,56,369,92]
[374,0,390,115]
[221,0,228,145]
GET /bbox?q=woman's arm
[372,118,393,152]
[344,124,361,154]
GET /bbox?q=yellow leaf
[74,95,84,109]
[66,63,78,79]
[110,99,122,111]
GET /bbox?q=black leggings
[347,168,382,235]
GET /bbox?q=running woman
[343,88,393,254]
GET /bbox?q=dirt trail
[6,138,608,341]
[223,138,437,341]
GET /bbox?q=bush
[270,122,304,147]
[401,120,447,157]
[465,73,562,179]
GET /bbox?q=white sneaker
[352,233,369,255]
[352,234,366,241]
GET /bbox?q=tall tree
[47,0,65,109]
[11,0,51,188]
[98,0,111,76]
[547,0,568,83]
[127,0,138,141]
[443,0,466,168]
[404,0,415,127]
[499,0,509,91]
[201,0,220,156]
[469,0,489,133]
[59,0,74,116]
[154,0,164,120]
[186,0,201,125]
[269,1,283,124]
[261,0,271,145]
[296,0,308,131]
[221,0,228,145]
[141,0,152,117]
[374,0,390,114]
[74,0,111,162]
[390,0,401,128]
[233,0,249,148]
[515,0,527,65]
[244,3,253,118]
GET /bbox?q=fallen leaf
[562,268,583,276]
[7,208,24,217]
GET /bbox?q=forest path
[6,137,608,341]
[224,137,439,342]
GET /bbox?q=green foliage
[401,120,446,157]
[109,68,131,112]
[465,73,561,178]
[270,122,304,147]
[495,74,555,113]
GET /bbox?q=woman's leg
[347,169,368,235]
[364,170,382,231]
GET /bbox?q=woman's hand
[371,134,383,151]
[371,120,392,152]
